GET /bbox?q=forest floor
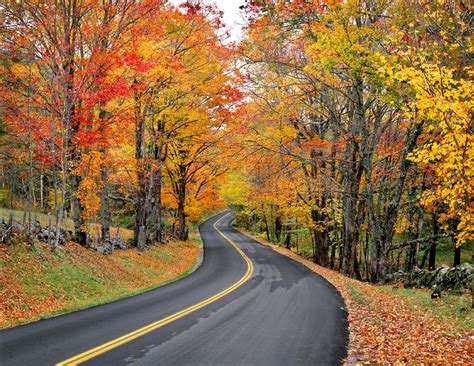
[238,229,473,364]
[0,232,202,329]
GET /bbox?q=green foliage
[0,120,6,135]
[0,189,11,206]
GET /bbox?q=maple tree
[1,0,164,246]
[387,0,473,260]
[233,0,472,281]
[0,0,471,276]
[0,1,472,364]
[107,2,239,245]
[0,1,239,248]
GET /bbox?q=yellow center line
[56,212,254,366]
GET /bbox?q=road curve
[0,211,348,365]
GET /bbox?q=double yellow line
[57,213,253,366]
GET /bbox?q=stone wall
[386,263,473,296]
[0,216,132,253]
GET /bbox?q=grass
[384,286,473,331]
[0,207,133,239]
[345,282,366,305]
[435,243,472,267]
[1,231,202,329]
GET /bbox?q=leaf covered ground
[244,233,473,364]
[0,236,201,328]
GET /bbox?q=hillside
[1,235,201,328]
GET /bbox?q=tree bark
[428,213,439,270]
[341,78,364,278]
[262,204,270,241]
[176,178,187,241]
[454,245,461,266]
[134,100,148,250]
[275,215,282,242]
[100,168,111,247]
[70,174,87,245]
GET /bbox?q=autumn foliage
[1,0,240,247]
[225,0,473,282]
[1,0,471,280]
[0,1,472,362]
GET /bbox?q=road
[0,211,348,365]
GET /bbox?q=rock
[90,237,131,255]
[111,237,132,250]
[0,215,77,245]
[94,245,112,255]
[389,263,472,296]
[433,263,472,295]
[29,221,42,235]
[385,270,405,284]
[0,214,132,251]
[62,230,72,242]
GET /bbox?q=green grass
[0,207,133,239]
[8,242,131,304]
[435,243,472,267]
[0,207,74,231]
[345,281,366,305]
[385,287,473,331]
[36,252,201,325]
[2,232,202,329]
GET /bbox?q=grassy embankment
[0,208,202,329]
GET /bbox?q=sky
[214,0,246,42]
[170,0,247,42]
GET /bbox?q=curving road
[0,212,348,366]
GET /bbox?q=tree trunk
[134,100,149,250]
[313,228,330,267]
[363,233,370,281]
[285,230,291,249]
[275,215,282,243]
[40,171,44,210]
[64,8,87,246]
[153,164,163,243]
[175,163,188,241]
[428,213,439,270]
[261,204,270,241]
[454,245,461,266]
[330,243,336,270]
[100,168,111,247]
[71,175,87,245]
[341,78,364,278]
[177,196,187,241]
[341,164,361,277]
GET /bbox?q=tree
[233,0,471,281]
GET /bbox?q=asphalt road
[0,211,348,366]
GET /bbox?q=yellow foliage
[398,66,474,247]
